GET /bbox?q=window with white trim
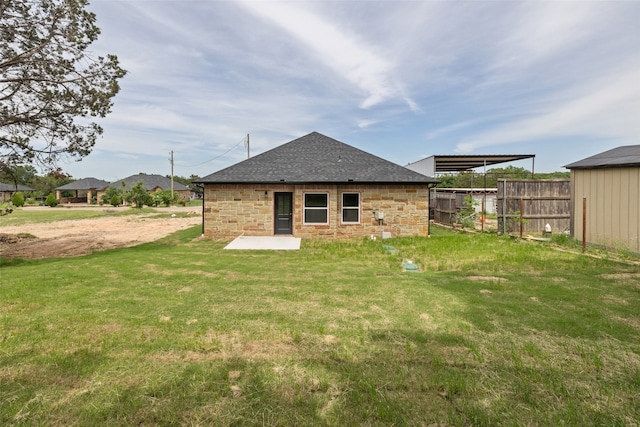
[304,193,328,224]
[342,192,360,223]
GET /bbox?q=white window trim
[341,192,361,224]
[303,192,329,225]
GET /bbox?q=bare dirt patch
[0,210,201,259]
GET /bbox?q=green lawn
[1,224,638,426]
[0,207,151,226]
[0,206,191,227]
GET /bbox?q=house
[55,177,111,204]
[196,132,438,239]
[103,174,191,203]
[0,182,34,202]
[565,145,640,253]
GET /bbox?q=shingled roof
[0,182,33,192]
[55,177,110,191]
[112,174,190,191]
[197,132,438,184]
[565,145,640,169]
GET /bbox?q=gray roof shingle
[0,182,33,192]
[55,177,111,191]
[565,145,640,169]
[112,174,190,191]
[197,132,438,184]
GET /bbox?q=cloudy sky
[63,0,640,181]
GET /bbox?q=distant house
[196,132,438,239]
[0,182,33,202]
[55,177,110,204]
[104,174,191,203]
[565,145,640,253]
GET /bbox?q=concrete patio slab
[224,236,301,250]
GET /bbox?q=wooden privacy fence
[432,192,466,225]
[497,180,571,234]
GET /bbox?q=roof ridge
[197,132,437,184]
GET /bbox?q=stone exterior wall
[174,190,191,202]
[1,191,13,202]
[202,183,430,239]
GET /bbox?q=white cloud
[487,2,600,73]
[237,0,414,110]
[425,118,491,141]
[59,0,639,179]
[455,68,640,153]
[358,119,377,129]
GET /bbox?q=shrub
[11,192,24,207]
[456,195,477,228]
[0,202,14,216]
[551,232,575,247]
[44,193,58,207]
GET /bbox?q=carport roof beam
[427,154,536,173]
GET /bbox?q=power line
[175,136,247,168]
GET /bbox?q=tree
[126,181,153,208]
[436,171,483,188]
[0,164,37,187]
[101,185,124,206]
[435,175,456,188]
[486,166,532,187]
[153,188,177,207]
[171,175,192,187]
[171,174,202,198]
[0,0,127,169]
[29,168,72,199]
[436,166,539,189]
[188,175,203,198]
[536,171,570,180]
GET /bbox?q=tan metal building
[565,145,640,253]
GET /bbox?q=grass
[1,220,639,426]
[0,207,188,227]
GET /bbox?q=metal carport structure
[406,154,536,176]
[406,154,536,231]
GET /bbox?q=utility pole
[246,133,250,159]
[170,150,174,202]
